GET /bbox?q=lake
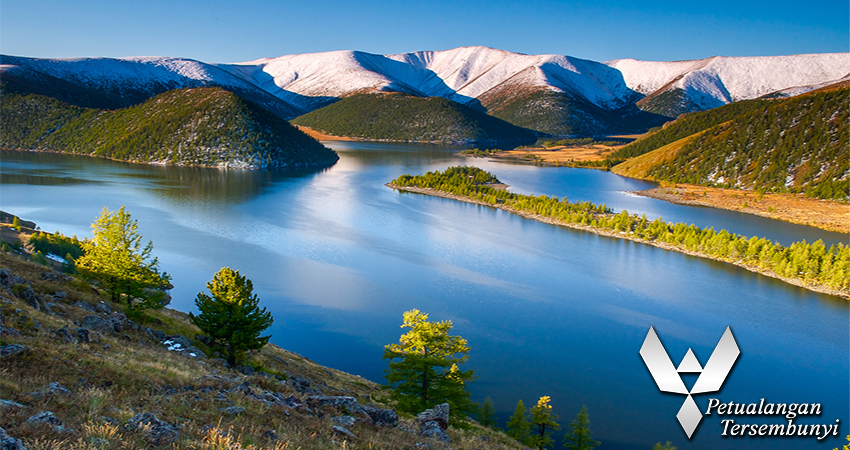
[1,146,847,449]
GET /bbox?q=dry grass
[0,252,525,450]
[633,184,850,233]
[610,132,701,178]
[294,126,359,142]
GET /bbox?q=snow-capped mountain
[3,47,847,135]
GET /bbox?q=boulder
[0,426,27,450]
[332,416,357,427]
[123,413,179,447]
[19,288,40,310]
[363,406,399,427]
[417,403,449,430]
[419,420,450,443]
[55,327,77,344]
[305,396,364,416]
[75,328,91,344]
[52,292,68,303]
[262,430,278,441]
[72,301,97,313]
[95,301,112,314]
[81,315,115,334]
[24,411,62,426]
[29,382,74,399]
[332,425,357,440]
[0,344,26,358]
[40,272,69,282]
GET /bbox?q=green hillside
[608,98,776,161]
[644,88,849,200]
[479,88,667,137]
[291,93,538,144]
[0,85,338,168]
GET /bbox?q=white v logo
[640,327,740,438]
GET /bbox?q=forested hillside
[645,88,848,200]
[292,93,538,144]
[607,98,776,161]
[0,85,338,168]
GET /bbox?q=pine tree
[11,216,21,231]
[75,206,170,308]
[527,396,560,449]
[477,397,497,428]
[383,309,475,422]
[652,441,677,450]
[190,267,273,366]
[563,406,600,450]
[506,399,530,443]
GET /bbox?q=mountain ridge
[3,47,847,136]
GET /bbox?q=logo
[640,326,740,438]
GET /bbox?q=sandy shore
[387,183,849,300]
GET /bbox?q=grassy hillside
[611,133,703,179]
[0,235,524,449]
[0,85,338,168]
[478,87,667,137]
[291,93,538,144]
[644,88,849,200]
[608,98,776,162]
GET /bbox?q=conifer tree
[506,399,530,443]
[383,309,475,422]
[477,397,497,428]
[11,216,21,231]
[527,396,560,449]
[563,406,600,450]
[75,206,170,308]
[652,441,677,450]
[190,267,273,366]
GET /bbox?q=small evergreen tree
[75,206,169,308]
[563,406,600,450]
[652,441,677,450]
[383,309,475,422]
[11,216,21,231]
[506,399,530,443]
[190,267,273,366]
[477,397,497,428]
[527,396,560,449]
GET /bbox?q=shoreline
[0,147,338,170]
[386,183,849,300]
[631,185,849,234]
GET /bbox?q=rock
[332,416,357,427]
[0,344,26,358]
[237,365,255,376]
[332,425,357,440]
[52,292,68,303]
[24,411,62,426]
[123,413,179,447]
[0,399,25,408]
[95,301,111,314]
[72,301,97,313]
[478,435,490,442]
[417,403,449,430]
[81,315,115,334]
[262,429,278,441]
[219,406,246,416]
[0,270,11,288]
[305,396,364,416]
[55,327,77,343]
[289,376,316,394]
[419,420,450,443]
[40,272,68,282]
[29,382,74,400]
[19,288,40,310]
[75,328,91,344]
[106,313,127,332]
[363,406,398,427]
[0,426,27,450]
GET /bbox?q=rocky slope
[0,224,523,450]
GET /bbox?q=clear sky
[1,0,847,63]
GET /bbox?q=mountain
[1,55,303,118]
[612,87,849,200]
[291,93,538,144]
[606,53,849,117]
[3,48,847,137]
[0,84,339,168]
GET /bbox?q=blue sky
[1,0,847,62]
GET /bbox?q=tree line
[391,166,849,293]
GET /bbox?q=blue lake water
[1,146,847,449]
